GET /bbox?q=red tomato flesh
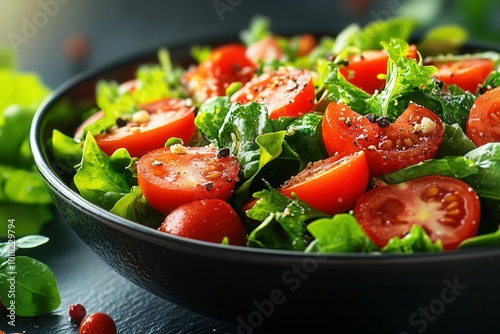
[184,44,256,102]
[230,67,315,119]
[159,199,247,246]
[76,98,196,158]
[278,151,369,215]
[466,86,500,147]
[322,102,444,177]
[137,146,240,214]
[433,58,494,93]
[354,176,480,250]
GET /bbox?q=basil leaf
[305,214,376,253]
[0,256,61,317]
[381,225,443,254]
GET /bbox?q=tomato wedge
[246,36,285,63]
[339,45,418,94]
[432,58,494,93]
[88,98,196,157]
[466,86,500,147]
[354,176,480,250]
[183,44,256,102]
[137,146,240,214]
[159,199,247,246]
[278,151,369,215]
[230,67,315,119]
[322,102,444,177]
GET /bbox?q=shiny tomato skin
[79,312,117,334]
[340,50,388,94]
[278,151,369,215]
[322,102,444,177]
[466,86,500,147]
[76,98,196,157]
[137,146,240,214]
[354,176,480,250]
[184,44,256,102]
[433,58,494,93]
[159,199,247,246]
[230,67,315,119]
[340,45,419,94]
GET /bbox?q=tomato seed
[426,186,440,197]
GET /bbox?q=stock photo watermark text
[5,218,17,327]
[400,277,467,334]
[7,0,73,53]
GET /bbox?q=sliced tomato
[137,146,240,214]
[354,175,480,250]
[159,199,247,246]
[230,67,315,119]
[246,36,285,63]
[183,44,256,102]
[322,102,444,177]
[466,86,500,146]
[86,98,196,157]
[432,58,494,93]
[340,45,419,94]
[278,151,369,215]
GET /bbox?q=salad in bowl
[49,16,500,255]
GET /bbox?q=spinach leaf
[74,133,135,210]
[430,84,476,130]
[246,186,327,251]
[305,214,376,253]
[381,225,443,254]
[464,143,500,201]
[436,123,476,158]
[284,113,329,164]
[379,156,478,184]
[459,227,500,249]
[50,129,83,171]
[195,96,232,143]
[110,186,164,228]
[218,102,273,180]
[0,256,60,317]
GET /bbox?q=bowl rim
[30,35,500,264]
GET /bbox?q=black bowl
[31,39,500,333]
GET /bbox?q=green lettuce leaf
[381,225,443,254]
[246,186,328,251]
[305,214,376,253]
[110,186,164,228]
[74,133,136,210]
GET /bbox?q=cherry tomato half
[466,86,500,147]
[322,102,444,177]
[159,199,247,246]
[246,36,285,64]
[230,67,315,119]
[79,312,117,334]
[433,58,494,93]
[184,44,256,102]
[278,151,369,215]
[75,98,196,158]
[137,146,240,214]
[340,45,419,94]
[354,176,480,250]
